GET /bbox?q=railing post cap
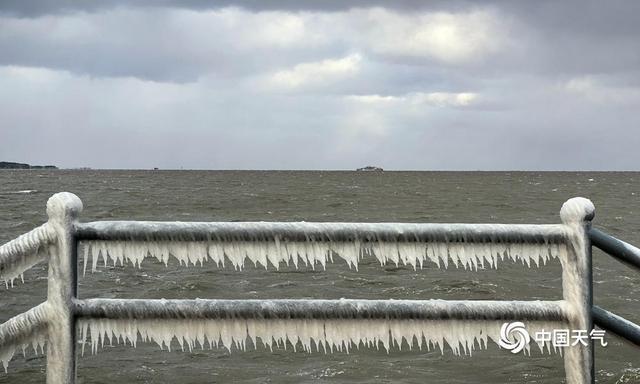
[560,197,595,224]
[47,192,83,221]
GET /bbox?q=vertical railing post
[560,197,595,384]
[46,193,83,384]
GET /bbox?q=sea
[0,170,638,383]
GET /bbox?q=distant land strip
[0,161,57,169]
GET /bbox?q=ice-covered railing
[79,221,568,272]
[0,192,605,383]
[0,223,56,287]
[0,303,48,371]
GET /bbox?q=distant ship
[356,166,383,172]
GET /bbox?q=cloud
[0,1,490,17]
[352,8,505,64]
[266,54,362,89]
[0,7,332,82]
[1,1,640,170]
[346,92,479,107]
[0,7,510,83]
[410,92,478,107]
[563,76,640,106]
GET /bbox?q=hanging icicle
[79,318,562,357]
[0,224,56,288]
[81,237,565,274]
[0,333,47,373]
[0,304,50,372]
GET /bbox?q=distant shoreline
[1,163,638,172]
[0,161,57,170]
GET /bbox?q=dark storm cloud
[2,0,639,82]
[0,0,470,17]
[0,0,639,170]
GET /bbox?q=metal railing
[588,228,640,346]
[0,192,638,383]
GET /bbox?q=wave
[0,190,38,195]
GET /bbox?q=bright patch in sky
[0,1,638,169]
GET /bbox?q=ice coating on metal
[0,193,598,383]
[558,197,595,383]
[81,239,565,275]
[0,333,47,373]
[0,304,49,372]
[46,192,83,222]
[0,224,56,287]
[0,192,83,288]
[560,197,595,224]
[79,318,562,357]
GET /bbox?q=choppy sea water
[0,170,638,383]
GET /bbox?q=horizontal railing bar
[74,298,568,321]
[0,224,55,269]
[0,303,49,349]
[75,222,568,244]
[592,306,640,347]
[589,228,640,271]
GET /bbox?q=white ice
[79,318,562,357]
[0,332,47,373]
[0,224,55,288]
[81,238,564,274]
[0,250,49,288]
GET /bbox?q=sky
[0,1,639,170]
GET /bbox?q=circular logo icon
[498,322,530,354]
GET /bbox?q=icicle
[0,330,47,373]
[1,249,48,289]
[82,243,90,276]
[80,236,563,274]
[0,224,56,288]
[78,318,561,358]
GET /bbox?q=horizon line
[4,168,640,172]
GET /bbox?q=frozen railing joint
[0,192,83,287]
